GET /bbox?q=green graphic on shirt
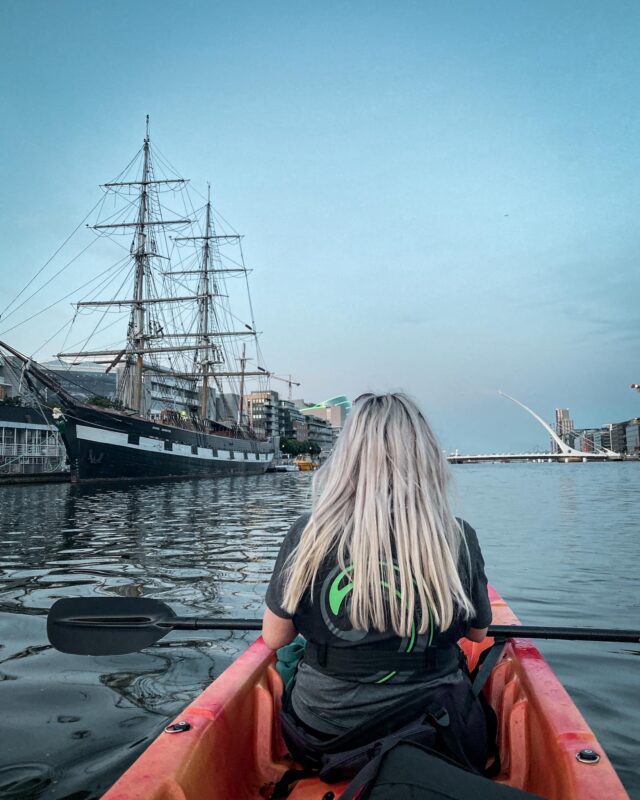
[326,562,432,683]
[329,566,354,616]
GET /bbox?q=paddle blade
[47,597,176,655]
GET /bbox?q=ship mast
[198,187,212,418]
[132,117,151,412]
[57,117,191,413]
[237,343,247,425]
[56,121,269,421]
[171,190,266,422]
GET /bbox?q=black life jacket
[275,642,506,792]
[274,642,504,796]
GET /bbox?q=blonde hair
[282,393,474,637]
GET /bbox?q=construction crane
[262,371,301,401]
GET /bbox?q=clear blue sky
[1,0,639,451]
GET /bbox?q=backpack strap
[461,638,506,720]
[472,639,507,696]
[270,769,317,799]
[338,738,477,800]
[464,638,507,778]
[282,676,457,757]
[338,738,411,800]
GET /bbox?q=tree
[87,395,120,409]
[280,438,321,456]
[280,438,303,456]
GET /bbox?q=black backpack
[279,671,494,784]
[341,741,543,800]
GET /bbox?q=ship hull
[58,405,274,483]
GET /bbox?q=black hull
[57,405,274,483]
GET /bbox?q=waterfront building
[297,396,350,430]
[278,399,306,440]
[144,368,216,420]
[216,393,243,426]
[0,405,66,478]
[296,395,351,450]
[0,354,40,405]
[625,419,640,456]
[301,403,346,431]
[292,417,308,441]
[302,413,333,452]
[608,423,627,455]
[42,360,117,403]
[5,351,216,421]
[41,360,216,421]
[0,356,66,477]
[552,409,574,452]
[0,370,12,402]
[245,390,280,438]
[572,427,612,453]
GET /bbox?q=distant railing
[0,444,64,457]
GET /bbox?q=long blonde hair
[282,393,474,637]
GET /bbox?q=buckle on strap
[426,704,450,728]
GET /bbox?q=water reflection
[0,466,638,798]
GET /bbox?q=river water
[0,464,638,799]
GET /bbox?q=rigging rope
[0,198,104,323]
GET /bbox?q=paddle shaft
[170,618,639,643]
[488,625,639,643]
[47,599,640,656]
[170,617,263,631]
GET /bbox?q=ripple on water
[0,467,639,799]
[0,763,55,799]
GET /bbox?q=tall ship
[0,120,276,482]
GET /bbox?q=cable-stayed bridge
[447,392,623,464]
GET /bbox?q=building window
[164,440,173,451]
[128,433,140,446]
[191,445,198,455]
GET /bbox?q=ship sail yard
[0,119,279,482]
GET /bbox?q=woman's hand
[465,626,488,643]
[261,608,297,650]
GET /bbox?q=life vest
[276,642,506,792]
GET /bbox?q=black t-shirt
[266,513,492,654]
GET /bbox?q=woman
[262,393,492,766]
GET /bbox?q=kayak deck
[102,587,629,799]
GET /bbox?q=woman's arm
[465,626,488,643]
[460,522,492,644]
[262,607,297,650]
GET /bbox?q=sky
[1,0,639,452]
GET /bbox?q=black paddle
[47,597,640,656]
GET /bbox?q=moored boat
[295,456,318,471]
[0,120,281,483]
[267,459,299,473]
[100,586,629,799]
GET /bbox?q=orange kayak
[102,587,629,799]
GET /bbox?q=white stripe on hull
[75,424,274,463]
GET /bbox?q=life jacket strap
[304,641,460,677]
